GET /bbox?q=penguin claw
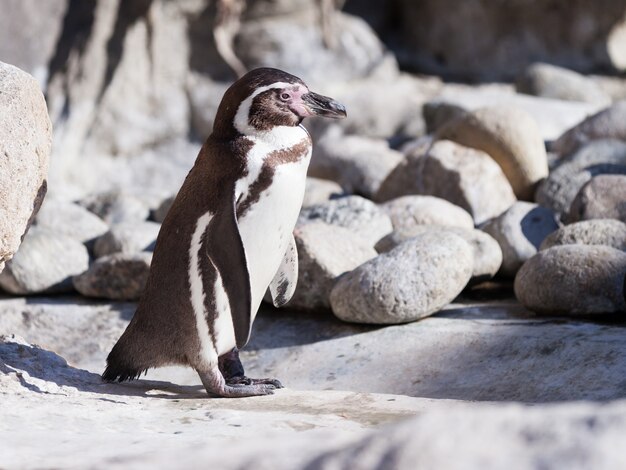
[226,376,284,389]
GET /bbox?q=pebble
[34,199,109,246]
[77,190,150,225]
[151,195,175,223]
[302,177,344,208]
[380,195,474,232]
[540,219,626,251]
[567,174,626,223]
[93,221,161,258]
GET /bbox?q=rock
[375,226,502,285]
[33,199,109,246]
[302,177,344,208]
[516,63,611,105]
[309,129,404,198]
[330,231,473,324]
[286,222,377,310]
[298,196,393,246]
[0,228,89,294]
[186,74,230,140]
[93,222,160,258]
[77,190,150,225]
[553,101,626,156]
[436,106,548,200]
[540,219,626,252]
[151,195,175,223]
[381,195,474,232]
[0,62,51,272]
[535,139,626,217]
[73,252,152,301]
[482,202,559,278]
[515,245,626,315]
[375,149,427,203]
[423,101,468,134]
[568,174,626,223]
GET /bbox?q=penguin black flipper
[268,234,298,307]
[205,192,253,349]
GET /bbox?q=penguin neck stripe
[234,82,296,136]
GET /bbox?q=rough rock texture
[553,101,626,155]
[77,190,150,225]
[330,232,473,324]
[436,106,548,200]
[375,226,502,285]
[33,199,109,245]
[568,174,626,223]
[381,195,474,232]
[302,177,344,208]
[516,63,611,104]
[515,245,626,315]
[93,221,160,258]
[287,222,377,310]
[298,196,393,246]
[482,202,559,278]
[535,139,626,217]
[0,228,89,294]
[73,252,151,301]
[0,62,51,273]
[540,219,626,252]
[309,129,404,198]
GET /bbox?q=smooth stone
[567,174,626,223]
[330,231,473,324]
[0,227,89,294]
[436,106,548,200]
[34,199,109,246]
[375,226,502,285]
[286,222,378,310]
[0,61,51,272]
[73,253,152,301]
[93,221,161,258]
[302,177,344,208]
[540,219,626,252]
[381,195,474,232]
[535,139,626,217]
[77,190,150,225]
[482,202,559,278]
[515,245,626,315]
[151,195,175,223]
[298,196,393,246]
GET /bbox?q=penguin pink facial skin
[102,68,346,398]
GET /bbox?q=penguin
[102,68,347,397]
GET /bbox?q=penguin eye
[280,92,291,101]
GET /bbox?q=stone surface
[0,62,51,273]
[151,194,175,223]
[309,129,404,198]
[535,139,626,217]
[77,190,150,225]
[540,219,626,252]
[330,231,473,324]
[436,106,548,200]
[553,101,626,155]
[33,199,109,245]
[302,177,344,208]
[286,222,377,311]
[381,195,475,232]
[515,245,626,315]
[568,174,626,223]
[482,202,559,278]
[298,196,393,246]
[93,221,160,258]
[0,228,89,294]
[516,63,611,105]
[73,252,152,301]
[376,226,502,285]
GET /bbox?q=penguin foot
[226,376,284,389]
[197,366,277,398]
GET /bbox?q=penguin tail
[102,332,149,383]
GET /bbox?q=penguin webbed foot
[197,366,277,398]
[226,375,283,389]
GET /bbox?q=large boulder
[0,62,51,273]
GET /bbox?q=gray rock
[330,231,473,324]
[151,195,176,223]
[302,177,344,208]
[482,202,559,278]
[535,139,626,217]
[516,63,611,105]
[73,253,152,301]
[34,199,109,245]
[298,196,393,246]
[77,190,150,225]
[0,228,89,294]
[286,222,377,310]
[515,245,626,315]
[93,222,161,258]
[376,226,502,285]
[0,62,51,272]
[423,101,469,134]
[436,106,548,200]
[540,219,626,252]
[186,74,230,140]
[381,195,474,232]
[309,129,404,198]
[553,101,626,155]
[568,174,626,223]
[375,149,428,203]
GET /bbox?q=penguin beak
[301,92,347,119]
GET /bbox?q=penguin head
[214,67,346,138]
